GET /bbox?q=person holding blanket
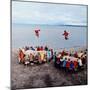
[29,53,34,65]
[53,52,57,63]
[69,61,74,71]
[56,54,61,68]
[47,50,52,62]
[39,51,45,63]
[73,59,78,71]
[62,58,67,70]
[66,59,71,71]
[77,57,83,69]
[18,49,25,64]
[24,54,30,66]
[59,56,64,68]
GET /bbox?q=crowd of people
[18,46,53,65]
[18,46,87,72]
[54,49,87,72]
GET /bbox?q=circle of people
[18,46,87,71]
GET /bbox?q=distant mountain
[58,24,87,27]
[13,23,87,27]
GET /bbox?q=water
[12,24,87,51]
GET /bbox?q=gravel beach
[11,49,87,90]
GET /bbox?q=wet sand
[11,49,87,90]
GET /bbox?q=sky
[12,1,87,26]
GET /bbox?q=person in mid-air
[35,29,40,38]
[62,30,69,40]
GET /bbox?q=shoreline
[12,45,87,53]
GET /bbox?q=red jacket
[74,61,78,68]
[66,61,70,68]
[63,31,69,37]
[74,52,78,58]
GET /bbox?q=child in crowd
[34,53,39,64]
[45,46,49,51]
[40,51,44,63]
[53,52,57,62]
[62,58,67,69]
[47,50,52,62]
[30,46,35,51]
[59,56,64,68]
[50,49,53,60]
[74,51,78,58]
[66,59,71,70]
[41,46,44,51]
[29,53,34,65]
[73,59,78,71]
[69,61,74,71]
[77,57,83,69]
[56,54,61,68]
[18,46,87,72]
[24,54,30,66]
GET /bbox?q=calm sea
[12,24,87,51]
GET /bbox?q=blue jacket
[70,62,74,70]
[63,60,66,67]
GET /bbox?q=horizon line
[12,23,88,27]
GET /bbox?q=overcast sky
[12,1,87,26]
